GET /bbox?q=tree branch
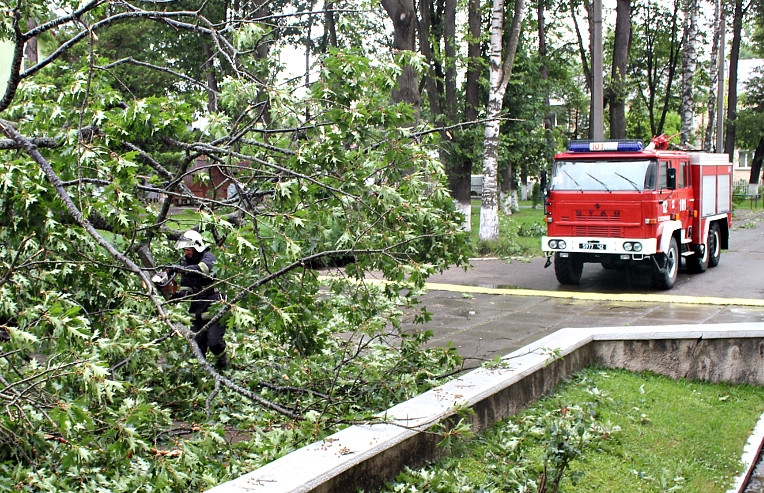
[0,137,59,150]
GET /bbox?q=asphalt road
[430,209,764,298]
[397,209,764,363]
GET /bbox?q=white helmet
[175,230,206,252]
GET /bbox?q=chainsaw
[151,269,178,300]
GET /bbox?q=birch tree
[479,0,526,241]
[679,0,698,146]
[704,0,723,151]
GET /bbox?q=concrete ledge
[207,322,764,493]
[730,412,764,493]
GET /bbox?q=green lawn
[470,200,546,258]
[165,207,203,230]
[381,367,764,493]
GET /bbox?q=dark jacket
[176,249,219,319]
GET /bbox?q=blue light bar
[567,140,644,153]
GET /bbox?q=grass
[470,200,546,258]
[381,367,764,493]
[732,197,764,211]
[164,207,202,230]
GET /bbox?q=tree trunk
[749,135,764,188]
[571,4,591,94]
[466,0,481,120]
[680,0,698,145]
[585,0,595,139]
[25,17,38,69]
[538,0,548,84]
[724,0,744,157]
[203,43,219,113]
[539,0,555,160]
[610,0,631,139]
[656,2,681,136]
[479,0,525,241]
[324,1,338,49]
[641,1,682,137]
[704,0,722,151]
[448,0,481,231]
[445,0,471,229]
[499,164,518,214]
[420,0,470,228]
[382,0,421,115]
[444,0,457,122]
[418,0,443,117]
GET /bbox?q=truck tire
[686,232,710,274]
[654,237,679,290]
[708,222,721,267]
[554,253,583,285]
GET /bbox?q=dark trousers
[190,295,226,358]
[192,317,226,357]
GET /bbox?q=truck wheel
[654,237,679,290]
[554,253,583,285]
[708,223,721,267]
[686,232,710,274]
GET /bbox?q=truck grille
[575,226,623,237]
[559,210,631,238]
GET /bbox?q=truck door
[675,160,694,242]
[659,159,692,242]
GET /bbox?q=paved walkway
[395,261,764,364]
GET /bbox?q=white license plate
[580,243,606,250]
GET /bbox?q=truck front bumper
[541,236,658,258]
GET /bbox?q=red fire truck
[540,136,732,290]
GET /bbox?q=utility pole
[591,0,604,139]
[716,2,725,154]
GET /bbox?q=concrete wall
[207,323,764,493]
[594,338,764,385]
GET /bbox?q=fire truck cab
[541,137,732,290]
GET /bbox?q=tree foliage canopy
[0,1,471,490]
[738,68,764,149]
[2,0,764,489]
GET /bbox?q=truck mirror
[666,168,677,190]
[540,170,548,196]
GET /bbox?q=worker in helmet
[172,230,229,369]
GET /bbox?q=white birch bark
[680,0,698,146]
[704,0,722,151]
[479,0,525,241]
[499,190,518,215]
[456,201,472,231]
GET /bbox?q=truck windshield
[550,159,658,192]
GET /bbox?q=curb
[207,322,764,493]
